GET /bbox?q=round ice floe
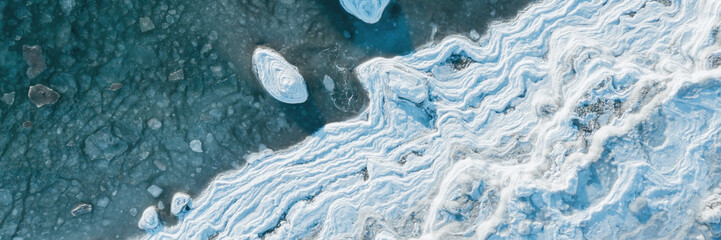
[340,0,390,24]
[138,206,161,230]
[252,47,308,104]
[189,140,203,153]
[170,192,192,216]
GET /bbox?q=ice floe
[252,47,308,104]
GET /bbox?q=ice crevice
[140,0,721,239]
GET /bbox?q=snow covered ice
[142,0,721,239]
[252,47,309,104]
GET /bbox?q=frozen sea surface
[145,0,721,239]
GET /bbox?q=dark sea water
[0,0,532,238]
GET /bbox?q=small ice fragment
[470,29,480,40]
[343,30,351,39]
[130,207,138,216]
[97,196,110,208]
[108,83,122,91]
[323,75,335,92]
[28,84,60,107]
[147,118,162,130]
[1,92,15,105]
[190,140,203,153]
[252,47,308,104]
[340,0,390,24]
[168,69,184,81]
[139,17,155,32]
[157,201,165,210]
[138,207,161,230]
[22,121,32,128]
[170,192,191,216]
[22,45,46,79]
[71,203,92,216]
[147,184,163,198]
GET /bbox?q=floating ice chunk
[170,192,191,216]
[108,83,123,91]
[147,184,163,198]
[139,17,155,32]
[28,84,59,107]
[157,201,165,210]
[70,203,92,216]
[147,118,162,130]
[96,196,110,208]
[138,207,161,230]
[1,92,15,105]
[252,47,308,104]
[323,75,335,92]
[168,69,184,81]
[22,45,46,79]
[189,140,203,153]
[340,0,390,24]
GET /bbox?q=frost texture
[144,0,721,239]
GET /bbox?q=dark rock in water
[84,128,128,160]
[71,203,93,217]
[28,84,60,107]
[22,45,46,79]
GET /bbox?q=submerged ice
[142,0,721,239]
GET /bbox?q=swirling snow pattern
[340,0,390,24]
[144,0,721,239]
[252,47,308,104]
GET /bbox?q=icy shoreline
[142,0,721,238]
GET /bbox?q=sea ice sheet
[142,0,721,239]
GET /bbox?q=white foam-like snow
[252,47,308,104]
[340,0,390,24]
[141,0,721,239]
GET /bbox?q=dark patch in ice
[445,52,475,71]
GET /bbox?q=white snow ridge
[141,0,721,239]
